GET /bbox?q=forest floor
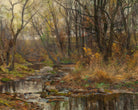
[50,64,138,94]
[52,52,138,94]
[0,63,44,109]
[0,63,35,86]
[0,93,42,110]
[0,56,137,109]
[51,74,138,94]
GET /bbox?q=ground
[0,61,137,109]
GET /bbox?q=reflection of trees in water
[51,94,138,110]
[0,76,137,110]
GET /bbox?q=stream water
[0,76,137,110]
[0,65,138,110]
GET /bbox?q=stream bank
[0,64,138,110]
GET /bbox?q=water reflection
[0,79,43,93]
[0,78,137,110]
[46,93,138,110]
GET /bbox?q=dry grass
[62,51,138,86]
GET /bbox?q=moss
[0,63,34,78]
[0,99,11,107]
[1,78,12,82]
[47,70,56,74]
[61,59,72,64]
[125,81,135,85]
[50,102,56,106]
[135,81,138,84]
[94,83,110,89]
[43,60,53,67]
[15,53,28,64]
[49,89,58,93]
[15,63,34,72]
[56,92,69,96]
[0,66,9,73]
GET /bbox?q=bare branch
[54,0,94,18]
[21,0,29,29]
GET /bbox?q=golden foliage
[110,0,117,5]
[83,47,92,56]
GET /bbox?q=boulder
[40,66,53,73]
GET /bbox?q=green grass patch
[42,60,53,67]
[15,53,29,64]
[135,81,138,84]
[0,63,34,77]
[1,78,12,82]
[95,83,110,89]
[114,81,136,89]
[61,58,73,64]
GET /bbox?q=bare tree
[7,0,39,69]
[32,18,57,64]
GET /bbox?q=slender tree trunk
[10,36,17,70]
[94,0,103,52]
[74,2,79,54]
[43,41,57,64]
[126,0,131,51]
[32,19,57,64]
[132,3,137,46]
[0,51,4,65]
[0,20,4,65]
[50,4,64,57]
[120,1,131,51]
[6,51,10,66]
[75,22,79,53]
[81,29,85,57]
[126,29,131,50]
[10,44,16,70]
[65,11,71,57]
[67,30,71,57]
[104,23,114,61]
[132,18,137,46]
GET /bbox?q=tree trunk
[132,18,137,46]
[126,0,131,51]
[75,21,79,53]
[6,51,10,66]
[55,24,64,57]
[10,44,16,70]
[9,37,17,70]
[120,1,131,51]
[65,11,71,57]
[81,29,85,57]
[94,0,103,52]
[0,53,4,65]
[104,23,114,61]
[68,30,71,57]
[74,3,79,54]
[43,41,57,64]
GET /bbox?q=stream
[0,65,138,110]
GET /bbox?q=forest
[0,0,137,110]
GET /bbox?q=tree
[5,0,39,69]
[31,0,137,63]
[32,17,57,64]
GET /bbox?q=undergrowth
[62,46,138,90]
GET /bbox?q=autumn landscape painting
[0,0,138,110]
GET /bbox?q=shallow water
[46,93,138,110]
[0,76,137,110]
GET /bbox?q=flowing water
[0,76,137,110]
[0,65,137,110]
